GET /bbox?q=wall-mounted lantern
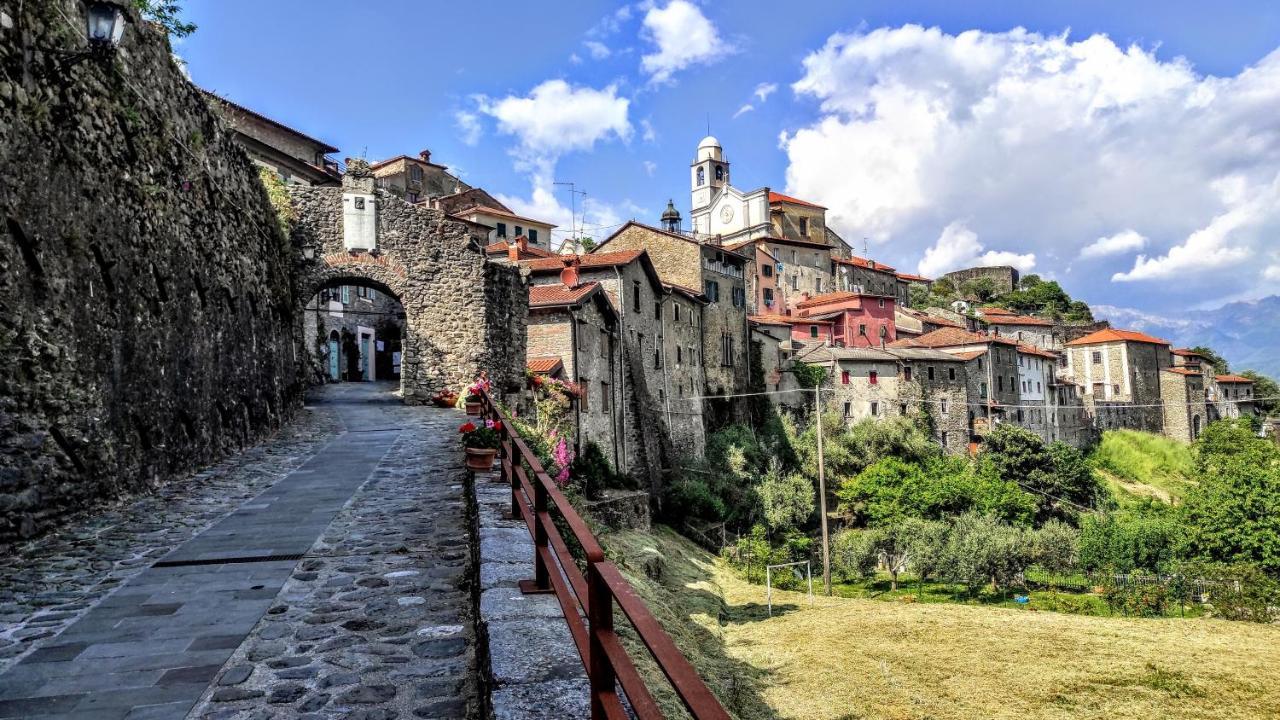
[85,0,127,53]
[302,246,316,260]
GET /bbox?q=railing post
[587,562,615,720]
[533,476,551,591]
[505,436,518,519]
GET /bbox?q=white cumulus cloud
[781,24,1280,308]
[1079,229,1147,260]
[478,80,631,169]
[918,222,1036,278]
[584,40,611,60]
[454,111,482,146]
[640,1,732,84]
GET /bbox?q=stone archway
[288,160,528,404]
[303,271,408,389]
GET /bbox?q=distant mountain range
[1093,296,1280,379]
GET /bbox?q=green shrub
[569,441,632,500]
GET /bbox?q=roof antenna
[863,237,869,255]
[706,113,711,136]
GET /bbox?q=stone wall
[941,266,1020,295]
[0,2,303,541]
[290,166,527,403]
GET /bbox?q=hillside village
[222,94,1268,488]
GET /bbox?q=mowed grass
[606,526,1280,720]
[1092,429,1198,504]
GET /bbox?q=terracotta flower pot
[465,447,498,471]
[465,401,482,416]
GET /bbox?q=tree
[869,519,943,591]
[1189,345,1229,375]
[758,462,814,533]
[1241,370,1278,415]
[979,424,1108,524]
[1034,520,1080,598]
[135,0,197,38]
[960,277,998,302]
[831,528,878,582]
[940,512,1034,593]
[1181,421,1280,573]
[578,236,598,252]
[1078,508,1182,574]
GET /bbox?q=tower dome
[660,199,682,232]
[696,135,723,161]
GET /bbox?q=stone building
[594,221,752,400]
[519,251,707,491]
[291,161,528,404]
[204,91,341,186]
[1160,367,1209,442]
[303,284,405,383]
[1209,374,1257,420]
[370,149,470,204]
[890,328,1022,440]
[894,306,967,339]
[0,1,304,540]
[834,256,905,307]
[1014,344,1058,440]
[978,307,1060,350]
[1062,328,1171,434]
[526,282,623,469]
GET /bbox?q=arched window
[696,167,705,186]
[715,165,724,181]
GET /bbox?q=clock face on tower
[719,204,735,224]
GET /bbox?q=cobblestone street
[0,384,481,720]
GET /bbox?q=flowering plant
[465,372,492,403]
[547,428,576,486]
[431,389,459,408]
[459,419,501,450]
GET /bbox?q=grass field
[1091,429,1198,505]
[607,526,1280,720]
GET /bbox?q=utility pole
[814,386,831,596]
[554,181,588,253]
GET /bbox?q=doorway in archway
[304,279,406,394]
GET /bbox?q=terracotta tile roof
[1171,348,1205,357]
[951,350,987,361]
[1016,343,1059,360]
[1216,374,1254,384]
[202,90,339,153]
[368,153,451,172]
[527,356,564,375]
[888,327,1016,350]
[528,282,600,308]
[520,250,644,273]
[835,255,897,273]
[751,235,834,251]
[980,306,1017,316]
[663,282,708,304]
[1065,328,1171,347]
[483,240,556,259]
[459,205,557,228]
[896,272,932,283]
[749,313,829,325]
[768,191,827,209]
[795,291,886,309]
[1164,367,1202,377]
[988,314,1055,327]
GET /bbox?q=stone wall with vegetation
[0,2,303,541]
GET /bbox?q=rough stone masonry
[0,1,302,542]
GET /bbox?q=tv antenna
[554,181,588,253]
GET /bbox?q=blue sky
[178,1,1280,315]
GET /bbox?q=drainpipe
[570,307,582,456]
[660,293,673,430]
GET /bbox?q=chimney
[560,256,580,289]
[516,235,529,253]
[419,149,432,163]
[508,241,519,263]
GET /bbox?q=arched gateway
[289,160,527,403]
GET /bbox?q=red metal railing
[479,390,731,720]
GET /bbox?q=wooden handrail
[479,390,731,720]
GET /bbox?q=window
[841,370,850,385]
[900,403,908,416]
[1092,351,1102,364]
[870,402,879,416]
[790,275,798,290]
[879,325,888,339]
[407,192,419,203]
[632,282,641,312]
[977,358,984,371]
[600,329,609,356]
[878,298,885,308]
[815,277,823,293]
[715,164,724,181]
[579,381,589,412]
[940,399,948,415]
[697,167,705,186]
[677,347,683,365]
[578,320,589,350]
[721,333,736,366]
[1012,376,1017,391]
[949,367,956,381]
[799,217,809,236]
[515,226,523,237]
[1037,381,1042,393]
[981,382,988,396]
[941,431,949,447]
[704,280,720,302]
[496,222,507,238]
[763,287,774,305]
[654,346,662,369]
[1017,409,1024,422]
[762,264,773,277]
[341,286,351,304]
[673,304,681,322]
[410,165,423,182]
[927,366,935,380]
[869,370,878,385]
[791,250,798,263]
[732,286,746,308]
[655,302,661,320]
[601,382,610,413]
[810,325,819,338]
[904,366,912,381]
[528,229,538,244]
[859,324,867,336]
[843,402,852,417]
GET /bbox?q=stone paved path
[0,384,480,720]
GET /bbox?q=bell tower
[690,135,728,220]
